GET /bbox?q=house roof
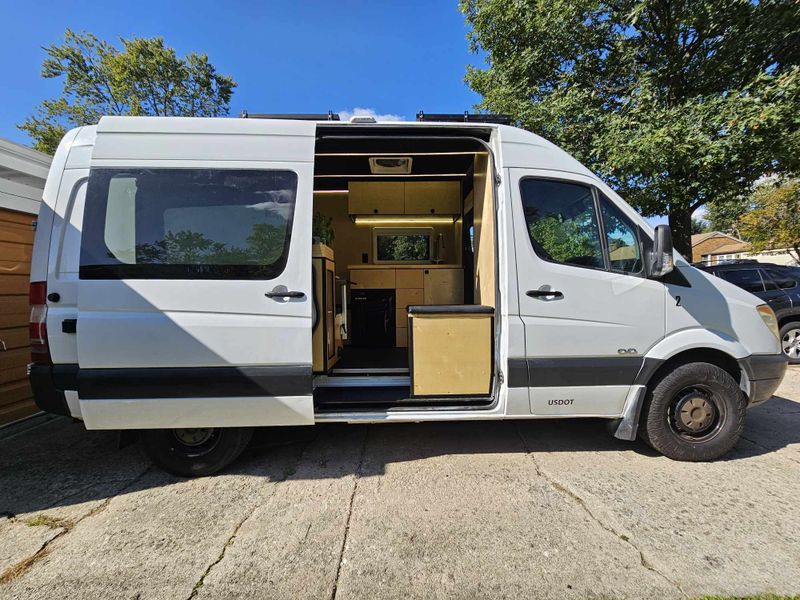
[691,231,745,247]
[0,136,51,215]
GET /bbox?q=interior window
[373,228,432,263]
[81,168,298,279]
[599,194,641,274]
[520,179,604,269]
[764,268,797,290]
[720,269,765,293]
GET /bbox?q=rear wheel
[640,362,745,461]
[780,321,800,364]
[141,427,253,477]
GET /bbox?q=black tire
[639,362,746,462]
[140,427,253,477]
[779,321,800,365]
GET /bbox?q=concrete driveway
[1,370,799,600]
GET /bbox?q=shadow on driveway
[1,394,798,519]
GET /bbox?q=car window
[763,268,797,290]
[599,194,641,274]
[719,269,765,293]
[520,179,604,269]
[759,269,779,291]
[81,168,298,279]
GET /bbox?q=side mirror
[650,224,674,278]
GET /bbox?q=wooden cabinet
[422,268,464,305]
[396,288,423,309]
[349,266,463,348]
[350,268,396,289]
[348,182,404,215]
[395,269,423,288]
[348,181,460,215]
[313,245,338,373]
[409,308,493,396]
[404,181,461,215]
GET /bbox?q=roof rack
[240,110,340,121]
[416,111,513,125]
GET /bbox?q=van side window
[81,168,298,279]
[520,179,604,269]
[599,194,642,274]
[719,269,765,293]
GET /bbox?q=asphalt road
[1,369,799,600]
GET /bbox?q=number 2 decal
[675,295,682,306]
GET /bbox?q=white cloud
[338,107,405,122]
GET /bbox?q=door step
[329,366,409,375]
[314,375,410,388]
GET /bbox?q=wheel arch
[777,314,800,330]
[637,347,743,391]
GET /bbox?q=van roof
[71,116,595,183]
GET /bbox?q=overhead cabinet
[404,181,461,215]
[348,182,404,215]
[348,181,461,215]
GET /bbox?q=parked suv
[698,262,800,363]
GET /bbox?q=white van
[28,114,787,476]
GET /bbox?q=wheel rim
[782,328,800,359]
[667,386,726,443]
[170,428,221,457]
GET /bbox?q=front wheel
[640,362,746,462]
[141,427,253,477]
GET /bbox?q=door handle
[526,289,564,299]
[265,290,306,299]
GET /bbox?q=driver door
[509,169,665,416]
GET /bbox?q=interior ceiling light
[353,215,456,225]
[369,156,413,174]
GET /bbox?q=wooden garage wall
[0,207,36,424]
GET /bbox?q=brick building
[691,232,750,265]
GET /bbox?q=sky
[0,0,674,225]
[0,0,483,146]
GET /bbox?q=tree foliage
[703,196,753,236]
[738,179,800,261]
[20,30,236,154]
[690,217,709,235]
[460,0,800,255]
[136,224,287,266]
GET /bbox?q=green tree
[20,30,236,154]
[460,0,800,256]
[738,179,800,262]
[690,217,709,235]
[703,197,753,236]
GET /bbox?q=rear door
[76,117,316,429]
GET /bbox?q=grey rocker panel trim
[507,356,648,388]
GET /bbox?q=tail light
[29,281,52,365]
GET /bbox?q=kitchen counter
[347,264,461,270]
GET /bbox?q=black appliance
[350,289,396,347]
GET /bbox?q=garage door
[0,207,37,425]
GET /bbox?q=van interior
[310,125,497,411]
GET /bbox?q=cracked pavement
[1,368,799,599]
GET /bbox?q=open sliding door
[76,117,316,429]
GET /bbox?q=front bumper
[738,354,788,406]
